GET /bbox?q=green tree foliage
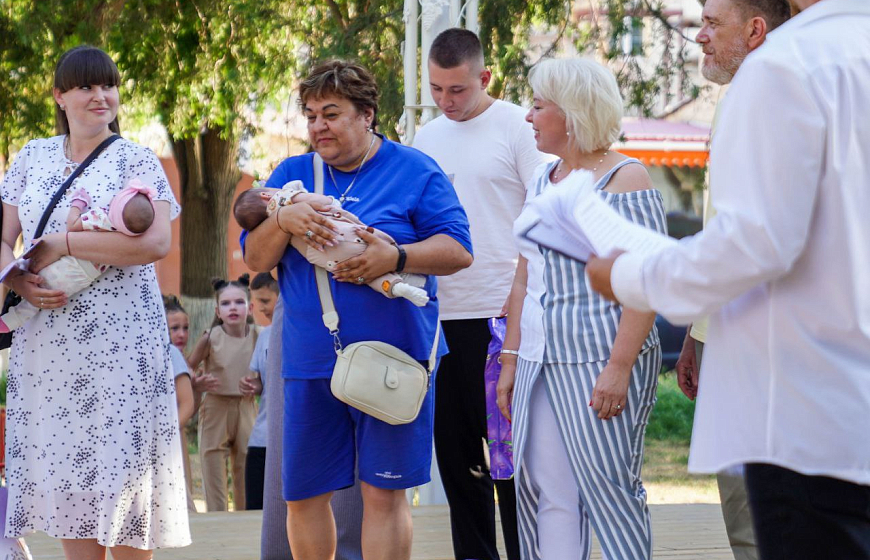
[1,0,696,304]
[0,0,124,165]
[288,0,407,138]
[286,1,696,136]
[108,0,298,298]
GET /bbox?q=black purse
[0,134,120,350]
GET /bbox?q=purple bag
[0,486,32,559]
[484,317,514,480]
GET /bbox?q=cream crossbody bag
[311,153,439,425]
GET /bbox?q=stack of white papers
[519,172,676,262]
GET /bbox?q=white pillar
[465,0,479,34]
[402,0,420,144]
[449,0,461,25]
[420,0,452,125]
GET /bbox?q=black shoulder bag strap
[32,133,121,239]
[0,133,120,349]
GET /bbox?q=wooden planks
[22,504,734,559]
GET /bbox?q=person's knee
[360,483,408,513]
[286,492,333,515]
[110,545,154,560]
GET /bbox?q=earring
[60,105,66,111]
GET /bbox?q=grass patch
[646,372,695,442]
[643,439,718,503]
[642,372,718,503]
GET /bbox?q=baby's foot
[391,282,429,307]
[0,318,10,333]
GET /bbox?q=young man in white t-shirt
[413,28,545,560]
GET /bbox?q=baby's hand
[292,192,338,211]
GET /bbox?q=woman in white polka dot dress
[0,46,190,559]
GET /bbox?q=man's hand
[498,295,510,318]
[586,251,624,302]
[675,330,700,400]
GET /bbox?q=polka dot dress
[0,136,191,549]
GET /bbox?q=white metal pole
[465,0,479,33]
[449,0,461,25]
[402,0,419,144]
[420,1,452,124]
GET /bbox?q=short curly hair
[298,60,380,129]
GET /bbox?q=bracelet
[395,244,407,273]
[275,207,292,235]
[497,349,519,364]
[66,232,72,256]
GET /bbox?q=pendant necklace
[328,133,377,203]
[62,135,78,178]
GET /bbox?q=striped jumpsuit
[512,159,666,560]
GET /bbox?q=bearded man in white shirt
[673,2,791,559]
[586,1,870,558]
[413,28,546,560]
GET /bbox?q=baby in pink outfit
[0,179,157,333]
[234,182,429,306]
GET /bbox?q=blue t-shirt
[242,137,472,379]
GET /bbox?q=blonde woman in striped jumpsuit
[497,58,666,560]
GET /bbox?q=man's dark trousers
[745,463,870,560]
[434,318,520,560]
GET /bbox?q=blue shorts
[282,373,436,501]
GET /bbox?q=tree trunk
[173,127,242,338]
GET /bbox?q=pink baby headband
[109,178,157,236]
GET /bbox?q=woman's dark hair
[54,45,122,135]
[298,60,380,129]
[211,274,253,326]
[162,294,187,316]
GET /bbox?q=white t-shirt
[413,100,547,320]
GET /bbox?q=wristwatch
[395,244,407,273]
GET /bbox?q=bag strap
[310,153,440,373]
[35,134,121,239]
[312,153,341,335]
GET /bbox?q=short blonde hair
[529,58,623,153]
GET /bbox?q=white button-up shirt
[611,0,870,485]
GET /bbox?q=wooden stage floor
[22,503,734,559]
